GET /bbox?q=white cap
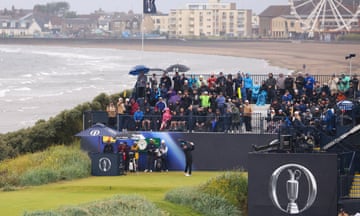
[161,139,165,144]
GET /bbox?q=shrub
[20,168,60,186]
[0,145,91,187]
[199,171,248,214]
[165,187,241,216]
[23,195,165,216]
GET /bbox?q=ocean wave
[0,47,22,54]
[21,73,33,78]
[0,89,10,97]
[14,87,31,91]
[31,50,101,60]
[38,92,64,98]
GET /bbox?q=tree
[33,1,70,17]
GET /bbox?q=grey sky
[1,0,288,14]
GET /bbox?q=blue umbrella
[75,123,120,152]
[129,65,150,76]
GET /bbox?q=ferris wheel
[289,0,360,33]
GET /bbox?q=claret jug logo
[269,163,317,214]
[89,129,100,136]
[99,157,112,172]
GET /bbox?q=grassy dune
[0,171,223,215]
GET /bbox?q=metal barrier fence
[147,73,336,88]
[84,111,270,134]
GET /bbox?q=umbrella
[149,68,166,72]
[75,123,120,152]
[165,64,190,73]
[337,100,353,111]
[129,65,150,76]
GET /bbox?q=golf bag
[128,151,137,172]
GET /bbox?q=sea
[0,44,291,133]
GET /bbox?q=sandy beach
[1,38,359,75]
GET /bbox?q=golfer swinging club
[180,140,195,176]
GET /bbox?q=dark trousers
[161,155,168,171]
[244,116,252,131]
[146,154,154,171]
[185,156,193,174]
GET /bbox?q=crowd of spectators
[106,71,359,134]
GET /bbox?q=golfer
[181,140,195,176]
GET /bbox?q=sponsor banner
[81,132,276,170]
[90,153,123,176]
[248,153,337,216]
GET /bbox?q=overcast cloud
[1,0,288,14]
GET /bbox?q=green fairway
[0,171,223,215]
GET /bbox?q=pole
[349,58,352,77]
[142,11,144,52]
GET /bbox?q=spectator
[106,102,117,129]
[181,80,193,95]
[160,72,172,90]
[117,97,126,131]
[142,106,152,131]
[207,73,217,91]
[155,97,167,113]
[265,73,277,103]
[133,107,144,131]
[225,74,234,97]
[180,73,189,86]
[197,75,207,88]
[195,106,207,131]
[244,73,253,102]
[180,90,193,110]
[285,72,295,96]
[149,73,158,89]
[188,74,198,89]
[231,104,242,133]
[304,73,316,97]
[216,91,226,115]
[172,71,182,92]
[199,91,210,108]
[281,89,293,104]
[251,81,261,104]
[160,107,172,130]
[233,72,243,97]
[338,73,350,93]
[295,72,305,95]
[243,100,253,131]
[328,74,339,96]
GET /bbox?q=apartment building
[167,0,252,38]
[150,13,169,35]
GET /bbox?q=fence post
[260,116,265,134]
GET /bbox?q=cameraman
[180,140,195,176]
